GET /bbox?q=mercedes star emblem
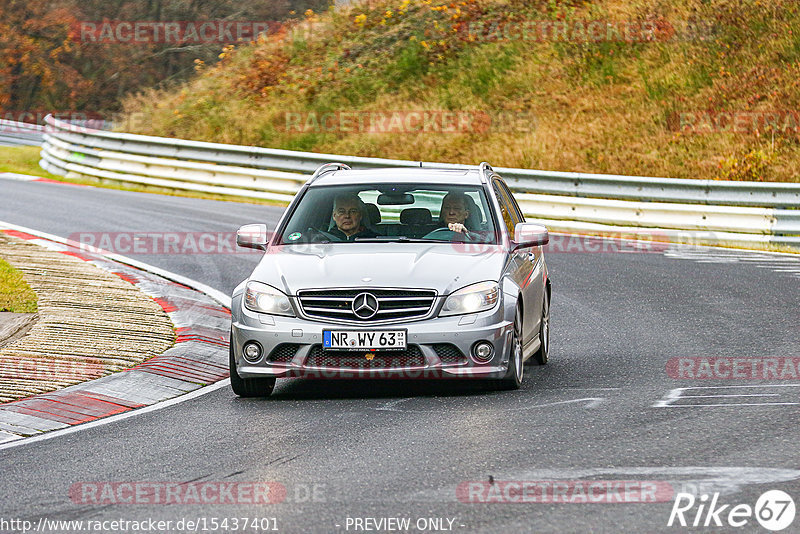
[352,292,379,319]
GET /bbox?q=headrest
[463,195,483,226]
[365,203,381,224]
[400,208,432,225]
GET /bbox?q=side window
[493,181,519,237]
[497,180,525,222]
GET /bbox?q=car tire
[531,291,550,365]
[492,306,524,390]
[229,343,276,397]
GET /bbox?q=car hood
[250,243,507,296]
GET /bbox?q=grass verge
[0,258,37,313]
[0,145,61,179]
[119,0,800,182]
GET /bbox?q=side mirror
[237,224,269,250]
[513,222,549,249]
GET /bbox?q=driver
[439,192,472,234]
[330,194,378,241]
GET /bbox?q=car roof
[310,167,485,187]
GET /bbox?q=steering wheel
[306,227,340,242]
[423,227,484,242]
[422,227,462,240]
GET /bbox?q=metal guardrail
[39,115,799,249]
[0,119,45,147]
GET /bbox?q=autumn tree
[0,0,329,118]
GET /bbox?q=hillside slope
[121,0,800,182]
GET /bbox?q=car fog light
[243,342,262,363]
[472,341,494,363]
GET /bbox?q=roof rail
[309,162,351,183]
[479,161,494,183]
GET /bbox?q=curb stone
[0,229,230,444]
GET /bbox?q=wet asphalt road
[1,178,799,534]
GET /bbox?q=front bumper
[231,294,515,380]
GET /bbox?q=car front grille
[432,343,467,364]
[297,288,436,323]
[305,345,425,369]
[268,343,300,363]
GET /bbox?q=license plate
[323,330,407,351]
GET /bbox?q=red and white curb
[0,222,232,447]
[0,172,88,186]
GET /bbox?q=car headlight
[440,281,500,317]
[244,281,294,316]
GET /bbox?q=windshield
[279,183,498,245]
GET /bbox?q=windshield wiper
[355,236,413,242]
[354,236,450,243]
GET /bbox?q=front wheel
[230,344,276,397]
[492,306,524,390]
[531,291,550,365]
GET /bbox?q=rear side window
[493,180,522,237]
[496,179,525,223]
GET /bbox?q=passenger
[329,194,378,241]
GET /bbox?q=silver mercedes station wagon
[230,162,551,397]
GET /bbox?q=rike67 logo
[668,490,796,531]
